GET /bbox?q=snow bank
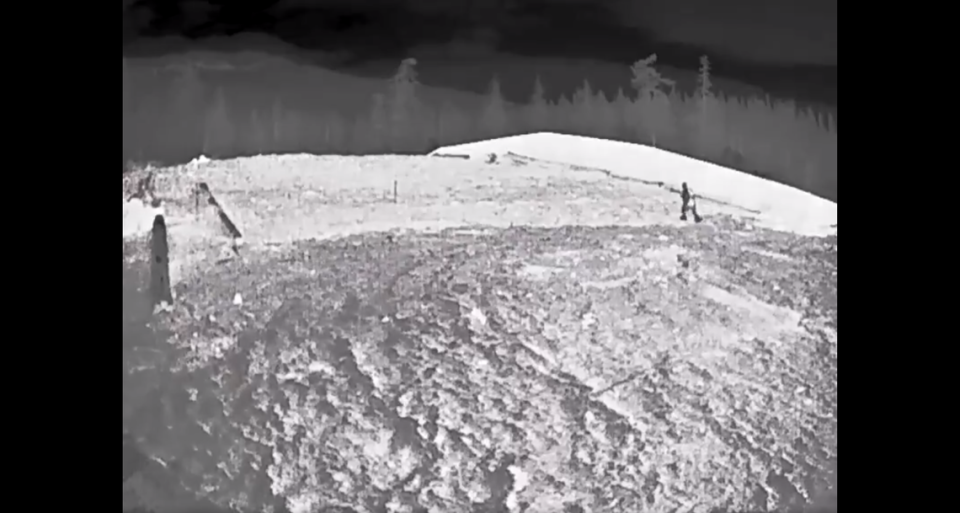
[431,133,837,237]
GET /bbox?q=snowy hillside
[431,133,837,238]
[123,134,837,513]
[124,133,836,244]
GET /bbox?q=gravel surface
[123,225,835,513]
[122,151,836,513]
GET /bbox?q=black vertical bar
[150,214,173,306]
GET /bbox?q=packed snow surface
[122,133,837,513]
[431,133,837,237]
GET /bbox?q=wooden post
[150,214,173,306]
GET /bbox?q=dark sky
[619,0,836,66]
[123,0,836,64]
[122,0,837,103]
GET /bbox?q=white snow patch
[517,264,563,281]
[431,133,837,237]
[467,307,487,329]
[188,154,211,168]
[505,464,530,512]
[122,198,165,239]
[700,284,806,336]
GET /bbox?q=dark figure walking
[680,182,703,223]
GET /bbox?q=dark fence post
[150,214,173,306]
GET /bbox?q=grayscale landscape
[123,139,836,513]
[122,2,836,512]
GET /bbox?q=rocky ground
[122,152,836,513]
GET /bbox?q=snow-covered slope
[431,133,837,237]
[124,134,838,513]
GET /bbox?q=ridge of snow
[430,133,837,237]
